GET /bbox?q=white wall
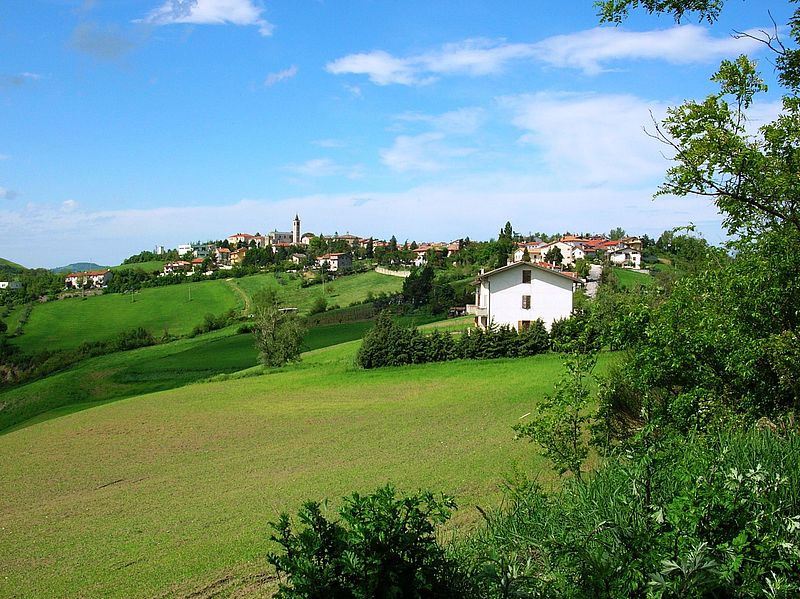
[478,264,573,330]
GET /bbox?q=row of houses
[64,270,113,290]
[513,236,643,269]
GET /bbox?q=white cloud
[313,139,346,149]
[326,50,419,85]
[394,107,485,135]
[499,91,671,186]
[284,158,364,179]
[535,25,765,75]
[380,132,475,173]
[327,25,767,84]
[62,199,79,211]
[0,154,9,161]
[141,0,273,36]
[264,65,297,86]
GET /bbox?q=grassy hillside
[11,270,403,355]
[110,260,165,273]
[0,319,389,432]
[13,280,241,353]
[611,266,654,289]
[236,270,404,313]
[50,262,106,273]
[0,343,613,599]
[0,256,25,275]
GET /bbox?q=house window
[522,295,531,309]
[519,320,531,331]
[522,270,532,283]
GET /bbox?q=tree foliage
[252,290,306,367]
[514,352,596,481]
[268,485,469,598]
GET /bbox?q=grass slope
[13,280,241,353]
[110,260,166,273]
[236,270,404,313]
[612,266,654,289]
[0,318,386,432]
[11,270,402,355]
[0,257,25,271]
[0,344,612,598]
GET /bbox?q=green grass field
[11,270,402,355]
[612,266,654,289]
[0,340,613,599]
[13,280,242,353]
[236,270,403,313]
[0,319,390,432]
[110,260,166,273]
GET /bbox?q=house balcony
[466,304,487,317]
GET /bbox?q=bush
[357,314,551,369]
[268,485,470,598]
[464,426,800,598]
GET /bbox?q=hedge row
[356,312,549,369]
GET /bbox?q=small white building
[162,261,191,275]
[0,281,22,291]
[608,248,642,269]
[316,252,352,272]
[65,270,112,289]
[467,261,575,331]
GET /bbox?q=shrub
[268,485,470,598]
[464,426,800,598]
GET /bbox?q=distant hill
[0,257,26,277]
[50,262,106,274]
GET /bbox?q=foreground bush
[463,426,800,598]
[268,485,470,598]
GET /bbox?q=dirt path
[224,279,252,315]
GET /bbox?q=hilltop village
[58,214,645,289]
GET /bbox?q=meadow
[110,260,166,273]
[0,341,613,599]
[10,270,404,354]
[611,266,654,289]
[15,281,241,353]
[235,270,404,312]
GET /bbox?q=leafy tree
[514,352,597,481]
[402,265,434,308]
[521,247,531,262]
[252,290,306,367]
[544,245,563,265]
[608,226,626,240]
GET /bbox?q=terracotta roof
[474,260,577,283]
[66,270,110,278]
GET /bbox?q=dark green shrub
[269,485,470,598]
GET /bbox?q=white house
[0,281,22,291]
[64,270,112,289]
[162,261,191,275]
[608,248,642,269]
[467,261,575,331]
[316,252,352,272]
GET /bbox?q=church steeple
[292,214,301,244]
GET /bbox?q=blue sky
[0,0,791,267]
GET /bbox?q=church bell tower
[293,214,301,244]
